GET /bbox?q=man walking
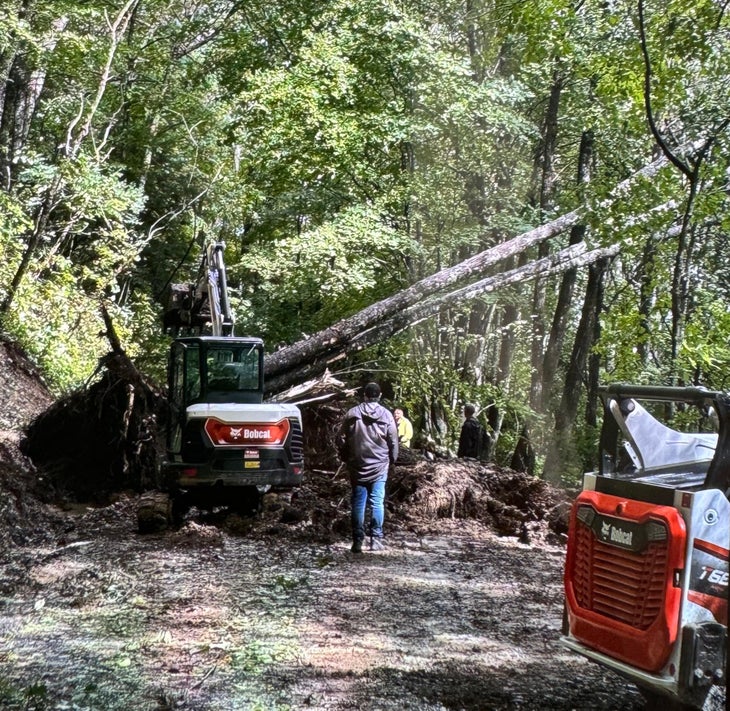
[339,382,398,553]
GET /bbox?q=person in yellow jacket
[393,407,414,448]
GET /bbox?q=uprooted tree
[264,149,676,394]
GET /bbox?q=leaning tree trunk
[264,149,676,395]
[265,243,618,394]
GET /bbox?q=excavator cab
[166,336,265,455]
[168,336,264,411]
[164,335,304,496]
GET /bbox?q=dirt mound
[390,459,567,541]
[0,339,54,431]
[235,459,569,551]
[0,339,62,561]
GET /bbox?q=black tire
[230,486,261,517]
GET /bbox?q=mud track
[0,500,644,711]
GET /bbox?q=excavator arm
[163,242,234,337]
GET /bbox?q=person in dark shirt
[457,403,486,459]
[338,382,398,553]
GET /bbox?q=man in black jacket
[339,382,398,553]
[457,403,486,459]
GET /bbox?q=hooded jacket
[340,400,398,483]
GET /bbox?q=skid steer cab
[163,335,304,514]
[561,384,730,711]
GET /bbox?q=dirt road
[0,499,644,711]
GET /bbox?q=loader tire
[137,491,172,533]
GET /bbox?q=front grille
[571,519,669,629]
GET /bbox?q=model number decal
[688,538,729,623]
[698,566,729,587]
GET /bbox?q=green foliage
[0,196,30,291]
[5,269,107,393]
[1,151,148,391]
[680,298,730,389]
[234,205,417,343]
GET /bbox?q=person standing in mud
[457,403,487,459]
[338,382,398,553]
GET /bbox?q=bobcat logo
[229,427,243,440]
[601,521,611,539]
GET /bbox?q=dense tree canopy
[1,0,729,482]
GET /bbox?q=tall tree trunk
[669,185,699,384]
[511,70,562,475]
[496,295,518,384]
[529,70,562,412]
[0,0,28,182]
[543,255,613,484]
[0,10,67,186]
[584,279,604,472]
[637,234,657,366]
[541,129,594,410]
[636,0,728,383]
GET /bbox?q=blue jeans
[351,476,387,542]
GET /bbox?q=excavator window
[168,337,265,408]
[184,343,201,401]
[205,345,261,393]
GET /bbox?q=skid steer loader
[561,384,729,710]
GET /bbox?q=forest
[2,0,730,486]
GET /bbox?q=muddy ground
[0,339,646,710]
[0,495,645,711]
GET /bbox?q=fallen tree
[264,150,674,393]
[265,242,619,392]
